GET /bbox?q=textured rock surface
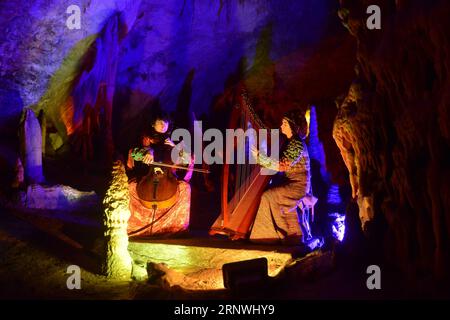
[129,240,292,290]
[334,0,450,279]
[102,160,132,279]
[0,0,137,108]
[0,1,354,152]
[18,109,44,184]
[0,0,355,241]
[21,184,98,210]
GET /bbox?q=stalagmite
[102,160,132,280]
[19,108,44,184]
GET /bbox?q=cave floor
[0,207,447,300]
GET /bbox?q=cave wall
[0,0,338,141]
[0,0,356,230]
[1,0,357,166]
[334,0,450,279]
[0,0,138,136]
[0,0,358,233]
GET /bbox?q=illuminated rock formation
[335,0,450,279]
[333,81,368,221]
[21,184,97,210]
[102,160,132,280]
[18,108,45,184]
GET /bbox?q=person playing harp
[249,109,311,245]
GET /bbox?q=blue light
[327,184,346,242]
[330,212,346,242]
[327,184,342,205]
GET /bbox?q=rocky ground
[0,137,447,300]
[1,206,447,300]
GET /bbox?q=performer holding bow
[126,112,194,237]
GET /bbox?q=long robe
[126,141,191,237]
[127,179,190,237]
[249,136,310,244]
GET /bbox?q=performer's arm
[183,154,195,182]
[253,140,304,172]
[171,139,191,166]
[131,147,154,164]
[277,139,304,171]
[255,152,278,170]
[142,148,154,164]
[164,138,176,147]
[127,149,135,169]
[170,139,195,182]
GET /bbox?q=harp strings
[231,100,261,213]
[222,89,267,220]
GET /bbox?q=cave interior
[0,0,449,300]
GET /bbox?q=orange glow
[61,96,75,136]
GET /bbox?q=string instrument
[131,137,179,210]
[131,132,209,210]
[209,88,274,240]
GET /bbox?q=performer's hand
[164,138,175,147]
[250,145,259,160]
[127,150,135,169]
[143,153,154,164]
[183,154,195,183]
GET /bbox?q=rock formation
[102,160,132,280]
[334,0,450,280]
[21,184,97,211]
[18,108,45,184]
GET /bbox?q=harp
[209,88,273,240]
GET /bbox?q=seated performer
[126,113,193,237]
[250,109,311,245]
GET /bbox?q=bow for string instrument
[131,149,210,174]
[130,135,209,212]
[129,130,208,237]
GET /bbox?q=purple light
[327,184,345,241]
[330,212,346,242]
[327,184,341,205]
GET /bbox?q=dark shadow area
[0,207,103,276]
